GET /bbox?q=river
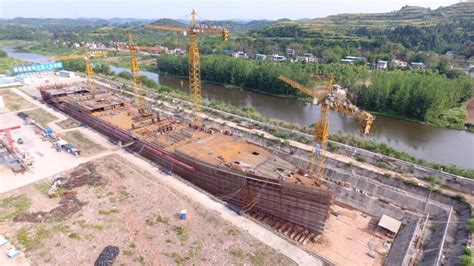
[3,47,473,168]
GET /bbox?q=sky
[0,0,463,20]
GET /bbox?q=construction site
[0,10,473,266]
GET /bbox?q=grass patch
[16,225,52,250]
[0,89,34,110]
[227,247,246,259]
[68,232,80,239]
[467,218,474,233]
[226,247,272,265]
[163,252,187,266]
[227,227,240,236]
[63,130,103,154]
[98,208,119,215]
[56,119,80,129]
[188,242,202,259]
[174,226,188,242]
[24,108,58,128]
[0,194,31,222]
[34,182,51,197]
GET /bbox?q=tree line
[156,54,473,127]
[353,70,473,128]
[156,54,369,96]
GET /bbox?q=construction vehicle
[47,49,106,92]
[145,9,229,125]
[278,75,374,183]
[56,139,80,157]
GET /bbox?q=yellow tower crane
[47,49,106,92]
[144,9,229,125]
[127,32,145,113]
[278,75,374,183]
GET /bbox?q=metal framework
[128,32,145,112]
[278,75,374,181]
[144,9,229,125]
[48,49,106,92]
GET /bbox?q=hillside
[251,3,473,58]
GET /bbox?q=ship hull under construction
[41,85,333,241]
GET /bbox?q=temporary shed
[378,214,402,234]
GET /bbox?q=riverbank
[157,70,473,132]
[466,98,474,129]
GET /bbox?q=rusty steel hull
[54,100,333,236]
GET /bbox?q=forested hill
[253,2,473,58]
[0,17,282,32]
[322,3,474,27]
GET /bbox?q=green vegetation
[63,130,103,154]
[0,55,26,75]
[157,54,369,96]
[353,71,473,129]
[467,217,474,233]
[25,43,75,56]
[226,247,270,266]
[0,90,35,110]
[0,194,32,222]
[16,225,52,250]
[62,59,113,76]
[24,108,58,128]
[115,69,162,90]
[460,247,472,266]
[34,182,52,197]
[98,208,119,215]
[157,54,473,128]
[174,226,188,242]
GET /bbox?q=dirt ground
[466,98,474,124]
[0,89,35,111]
[307,204,391,266]
[0,154,295,266]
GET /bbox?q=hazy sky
[0,0,462,20]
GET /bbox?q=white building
[271,54,287,62]
[255,54,267,61]
[411,62,426,70]
[391,59,408,69]
[57,70,75,78]
[233,51,248,59]
[377,60,388,70]
[296,53,319,64]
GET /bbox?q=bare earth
[466,98,474,124]
[308,204,391,266]
[0,155,295,266]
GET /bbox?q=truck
[56,139,80,157]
